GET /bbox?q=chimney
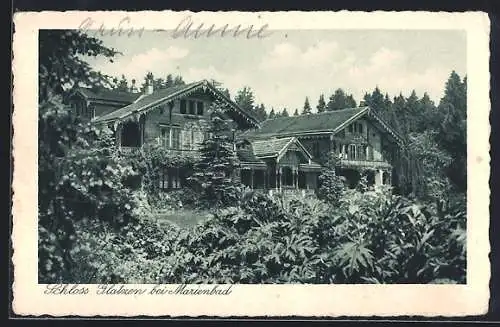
[146,78,154,95]
[359,100,366,107]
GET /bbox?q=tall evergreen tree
[316,94,326,113]
[187,104,241,207]
[363,86,385,111]
[281,108,290,117]
[255,103,268,121]
[327,88,357,111]
[435,71,467,192]
[269,108,276,119]
[234,86,256,114]
[302,97,312,114]
[293,108,299,116]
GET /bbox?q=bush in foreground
[67,188,465,284]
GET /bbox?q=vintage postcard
[12,10,490,317]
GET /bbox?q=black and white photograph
[12,11,490,316]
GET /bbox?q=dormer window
[180,100,187,114]
[349,122,364,134]
[197,101,204,115]
[188,100,196,115]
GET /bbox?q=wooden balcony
[338,159,392,169]
[117,146,200,159]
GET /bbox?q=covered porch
[239,137,323,191]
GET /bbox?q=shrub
[317,168,345,205]
[38,98,143,282]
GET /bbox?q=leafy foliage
[67,188,465,284]
[38,98,142,282]
[39,30,119,102]
[317,153,345,205]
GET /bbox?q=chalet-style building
[67,79,404,192]
[239,107,405,190]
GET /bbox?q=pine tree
[316,94,326,113]
[415,92,437,133]
[269,108,276,119]
[255,103,268,121]
[281,108,290,117]
[404,90,420,133]
[346,94,357,107]
[435,71,467,192]
[327,88,357,111]
[234,87,256,114]
[293,108,299,116]
[302,97,312,114]
[187,104,242,207]
[364,86,385,111]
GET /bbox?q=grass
[153,208,210,228]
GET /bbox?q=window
[196,101,204,115]
[184,129,192,150]
[357,145,366,160]
[171,127,180,149]
[348,144,356,160]
[161,128,171,147]
[366,146,374,160]
[159,168,182,190]
[180,100,187,114]
[350,123,364,134]
[162,126,181,149]
[188,100,196,115]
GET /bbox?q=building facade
[68,79,404,191]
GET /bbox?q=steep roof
[243,107,367,138]
[250,137,313,160]
[75,87,141,104]
[251,138,296,158]
[93,80,260,127]
[242,106,404,146]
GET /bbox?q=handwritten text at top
[78,16,273,39]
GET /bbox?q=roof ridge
[264,106,367,122]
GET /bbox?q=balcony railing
[118,145,201,159]
[338,158,392,169]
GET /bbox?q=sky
[87,29,466,112]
